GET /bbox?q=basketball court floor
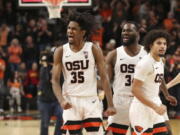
[0,118,180,135]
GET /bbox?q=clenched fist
[104,107,116,116]
[61,100,72,110]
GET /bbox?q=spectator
[24,62,39,98]
[8,71,24,113]
[26,19,38,40]
[38,52,63,135]
[0,23,10,47]
[18,62,27,83]
[23,35,39,68]
[7,38,23,71]
[2,1,16,26]
[37,18,52,51]
[12,24,24,42]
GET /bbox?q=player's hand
[153,104,167,115]
[61,100,72,110]
[104,107,116,116]
[166,95,177,106]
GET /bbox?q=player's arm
[52,46,72,110]
[167,73,180,89]
[132,63,166,115]
[160,78,177,106]
[52,47,64,104]
[106,50,116,83]
[92,44,116,115]
[160,58,177,106]
[160,78,168,96]
[97,50,116,89]
[132,79,166,115]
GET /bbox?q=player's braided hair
[143,29,171,52]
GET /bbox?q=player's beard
[158,54,165,57]
[122,35,136,46]
[158,50,166,57]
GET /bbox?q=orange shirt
[8,45,23,64]
[0,59,5,79]
[8,81,21,89]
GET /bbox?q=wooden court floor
[0,119,180,135]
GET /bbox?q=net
[43,0,66,19]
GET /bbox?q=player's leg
[61,97,83,135]
[106,113,129,135]
[129,102,154,135]
[86,126,104,135]
[152,106,168,135]
[153,122,168,135]
[83,96,104,135]
[106,96,131,135]
[61,113,82,135]
[106,123,129,135]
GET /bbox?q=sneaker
[17,106,22,113]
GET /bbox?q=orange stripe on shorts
[153,127,167,134]
[61,124,81,130]
[83,122,102,128]
[107,127,127,134]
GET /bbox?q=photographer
[37,51,63,135]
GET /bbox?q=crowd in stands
[0,0,179,118]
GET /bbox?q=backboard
[19,0,92,7]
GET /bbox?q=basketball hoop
[43,0,66,19]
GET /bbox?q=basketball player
[105,22,177,135]
[167,73,180,89]
[129,30,171,135]
[105,22,147,135]
[52,12,116,135]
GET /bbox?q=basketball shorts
[106,95,133,135]
[129,100,168,135]
[61,96,103,134]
